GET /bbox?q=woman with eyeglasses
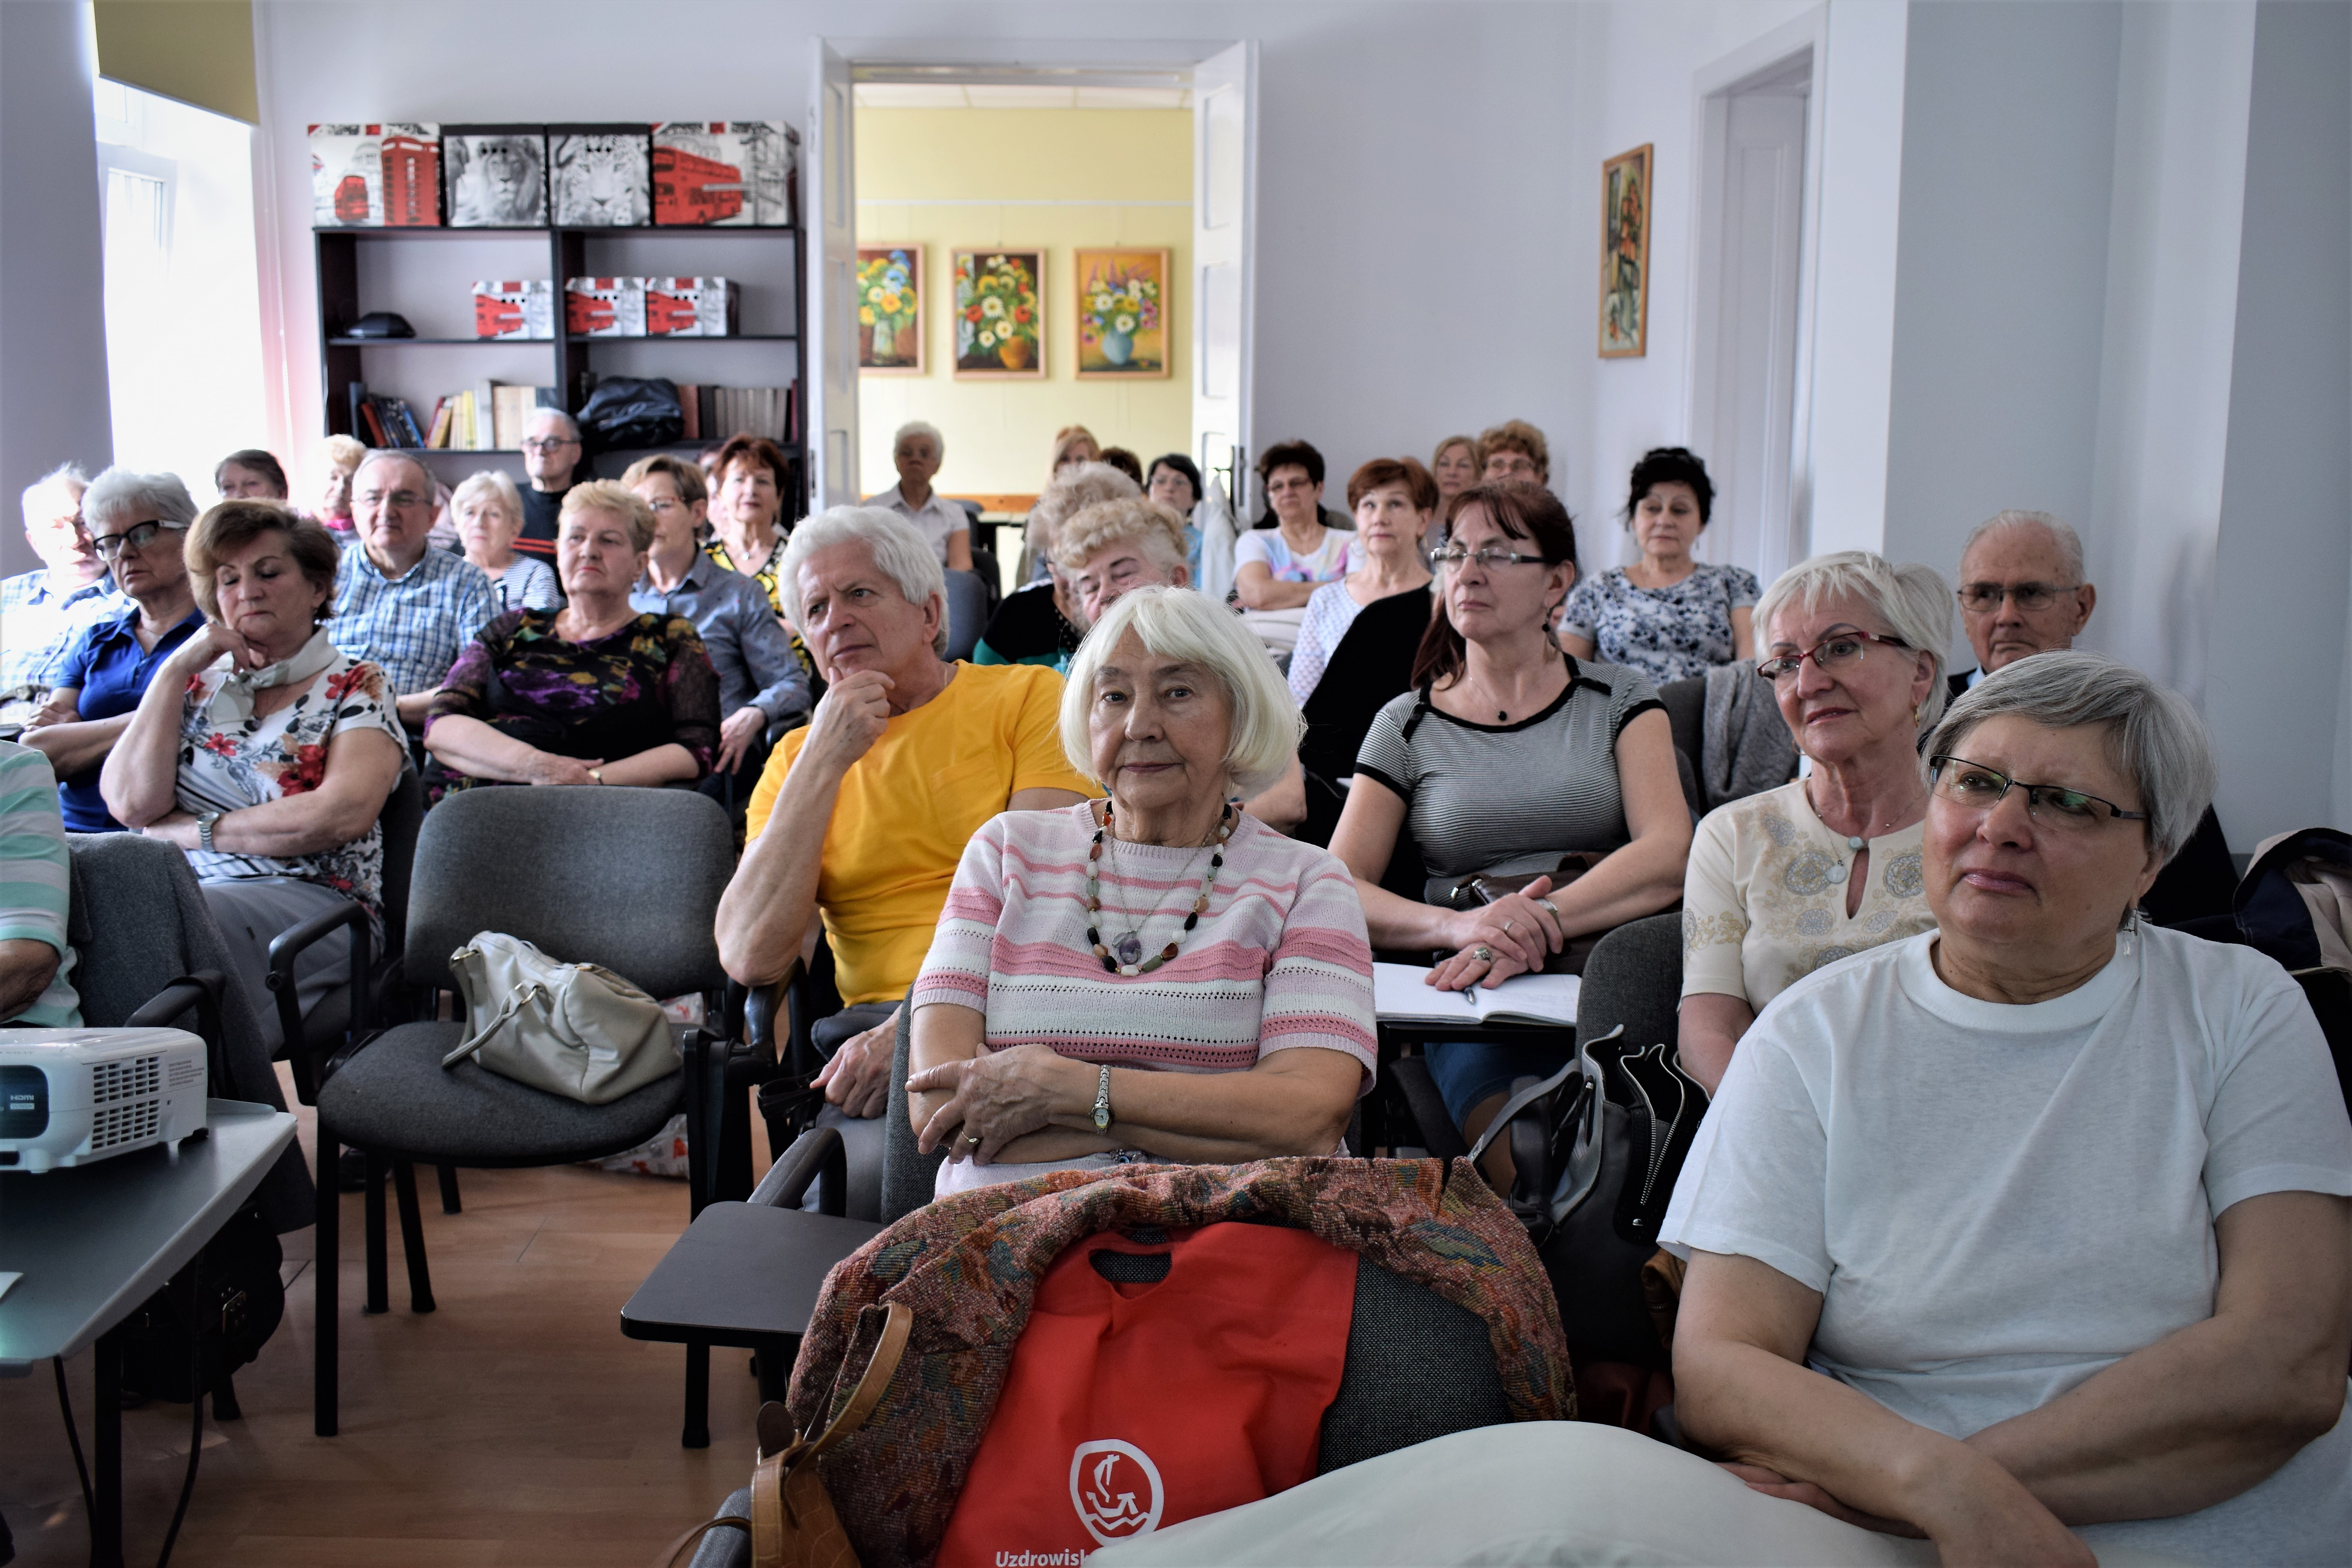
[1329,480,1691,1160]
[1677,551,1952,1093]
[1559,446,1759,685]
[20,468,205,831]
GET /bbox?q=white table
[0,1099,299,1567]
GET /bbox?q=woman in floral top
[1559,447,1760,685]
[422,481,718,805]
[102,503,407,1052]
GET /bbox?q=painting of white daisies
[953,250,1045,379]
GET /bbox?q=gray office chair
[942,569,992,662]
[292,785,746,1437]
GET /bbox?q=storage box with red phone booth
[645,278,735,337]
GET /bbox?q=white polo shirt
[868,483,971,566]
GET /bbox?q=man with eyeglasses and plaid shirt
[328,451,495,744]
[0,465,122,720]
[1949,508,2232,923]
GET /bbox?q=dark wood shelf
[329,335,799,347]
[313,225,801,239]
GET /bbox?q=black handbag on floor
[116,1201,285,1410]
[1466,1025,1708,1367]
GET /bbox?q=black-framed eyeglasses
[1929,754,2149,828]
[91,520,188,559]
[519,437,579,454]
[1958,581,2082,613]
[1428,544,1548,571]
[1756,630,1908,682]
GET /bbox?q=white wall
[250,0,1591,517]
[2205,0,2351,844]
[0,1,113,578]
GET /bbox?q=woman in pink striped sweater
[906,586,1377,1195]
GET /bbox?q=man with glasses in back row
[514,408,583,560]
[328,452,495,753]
[1950,508,2233,922]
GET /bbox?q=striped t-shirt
[0,741,82,1026]
[909,803,1377,1089]
[1354,655,1663,884]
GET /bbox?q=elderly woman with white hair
[866,419,973,570]
[451,470,561,613]
[1677,550,1953,1093]
[1051,494,1192,628]
[905,585,1376,1192]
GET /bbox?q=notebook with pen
[1371,962,1581,1027]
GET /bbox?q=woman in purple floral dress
[422,481,717,804]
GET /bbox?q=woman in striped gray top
[1330,481,1692,1153]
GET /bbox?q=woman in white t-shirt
[1233,440,1352,610]
[1661,652,2352,1566]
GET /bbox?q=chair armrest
[751,1125,847,1216]
[127,970,229,1093]
[268,898,372,1100]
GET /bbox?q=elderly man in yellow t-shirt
[718,506,1092,1153]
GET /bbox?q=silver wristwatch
[197,811,222,853]
[1092,1063,1113,1132]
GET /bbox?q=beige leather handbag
[439,931,676,1104]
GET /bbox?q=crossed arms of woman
[1675,1190,2352,1564]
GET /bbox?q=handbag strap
[807,1299,912,1459]
[439,982,548,1070]
[648,1515,751,1568]
[1465,1057,1581,1168]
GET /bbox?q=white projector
[0,1028,209,1172]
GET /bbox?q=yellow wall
[855,107,1192,499]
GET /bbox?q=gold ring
[967,1135,982,1146]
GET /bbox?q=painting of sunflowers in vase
[952,249,1045,379]
[1074,248,1170,379]
[856,244,924,374]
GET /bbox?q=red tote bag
[936,1221,1360,1567]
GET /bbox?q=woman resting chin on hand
[902,586,1376,1196]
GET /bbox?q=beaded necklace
[1085,800,1236,976]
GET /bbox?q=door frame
[809,36,1255,507]
[1684,7,1829,578]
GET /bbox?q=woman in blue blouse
[1560,447,1759,686]
[20,468,205,831]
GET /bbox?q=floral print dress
[1558,561,1761,685]
[421,608,719,804]
[178,652,407,927]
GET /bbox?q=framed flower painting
[1598,144,1651,358]
[953,249,1045,378]
[857,244,924,373]
[1073,248,1170,378]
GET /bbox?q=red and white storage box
[310,122,441,227]
[472,279,554,340]
[564,277,648,337]
[645,277,736,337]
[650,122,797,226]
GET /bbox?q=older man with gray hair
[715,505,1090,1210]
[328,450,495,731]
[0,465,120,708]
[1949,507,2233,924]
[515,406,583,558]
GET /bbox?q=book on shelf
[674,383,701,442]
[358,399,388,446]
[309,123,441,227]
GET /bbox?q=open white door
[1191,42,1256,515]
[806,41,859,511]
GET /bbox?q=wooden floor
[0,1068,773,1567]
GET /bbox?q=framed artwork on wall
[1599,143,1651,358]
[857,244,924,373]
[1074,248,1170,378]
[953,250,1045,378]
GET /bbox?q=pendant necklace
[1087,800,1235,975]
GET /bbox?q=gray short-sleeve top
[1353,655,1664,882]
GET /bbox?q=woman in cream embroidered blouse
[1679,551,1953,1093]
